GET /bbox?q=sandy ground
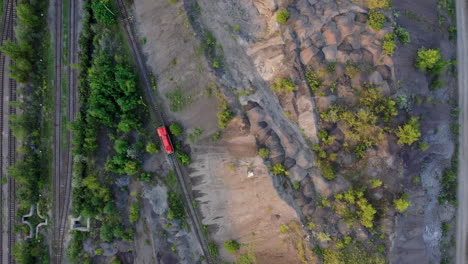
[455,0,468,262]
[189,131,301,263]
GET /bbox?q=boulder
[300,45,319,65]
[289,165,309,182]
[322,22,342,46]
[322,45,337,61]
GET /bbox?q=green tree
[271,78,295,92]
[169,123,183,136]
[92,0,116,25]
[396,117,421,145]
[258,148,270,158]
[276,9,290,24]
[224,239,241,254]
[129,202,141,223]
[394,195,411,212]
[415,48,447,75]
[145,142,160,153]
[367,10,386,30]
[271,163,288,176]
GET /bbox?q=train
[157,126,174,154]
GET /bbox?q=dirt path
[456,0,468,262]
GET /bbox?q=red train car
[157,126,174,154]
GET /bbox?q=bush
[293,182,300,190]
[224,240,241,254]
[396,117,421,145]
[258,148,270,158]
[367,10,386,30]
[305,69,321,90]
[271,163,288,176]
[91,0,116,25]
[145,142,159,153]
[169,123,183,136]
[394,195,411,212]
[129,202,141,223]
[176,151,191,166]
[395,26,410,44]
[217,101,234,129]
[272,77,295,92]
[208,242,219,257]
[365,0,391,8]
[418,141,429,151]
[276,9,290,24]
[137,172,153,182]
[321,163,336,180]
[369,179,383,188]
[415,48,447,75]
[382,33,396,56]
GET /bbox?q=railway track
[0,0,18,263]
[51,0,78,262]
[115,1,214,263]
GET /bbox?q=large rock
[289,165,309,182]
[300,45,319,65]
[322,22,342,46]
[322,45,337,61]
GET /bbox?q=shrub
[395,26,410,44]
[429,78,444,90]
[394,195,411,212]
[129,202,141,223]
[176,151,191,166]
[217,101,234,129]
[91,0,116,25]
[168,192,185,220]
[396,117,421,145]
[365,0,391,8]
[382,33,396,56]
[95,248,103,256]
[280,224,289,233]
[276,9,290,24]
[145,142,159,153]
[369,179,383,188]
[321,163,336,180]
[415,48,447,75]
[418,141,429,151]
[293,182,300,190]
[208,242,219,257]
[305,69,321,90]
[169,123,183,136]
[367,10,386,30]
[137,172,153,182]
[271,163,288,176]
[272,77,295,92]
[258,148,270,158]
[224,240,241,254]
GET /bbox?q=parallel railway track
[0,0,18,263]
[52,0,78,262]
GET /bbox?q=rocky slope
[130,0,457,262]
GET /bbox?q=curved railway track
[0,0,18,263]
[115,1,213,263]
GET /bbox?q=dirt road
[456,0,468,262]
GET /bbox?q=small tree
[367,10,386,30]
[276,9,290,24]
[415,48,447,75]
[129,202,141,223]
[224,239,240,254]
[258,148,270,158]
[169,123,183,136]
[394,195,411,212]
[271,163,288,176]
[396,117,421,145]
[145,142,159,153]
[382,33,396,56]
[272,78,295,92]
[395,26,410,44]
